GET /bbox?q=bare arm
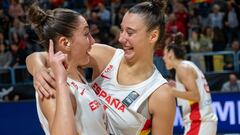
[172,65,200,102]
[48,41,78,135]
[87,43,116,80]
[149,84,176,135]
[26,52,48,75]
[26,52,56,98]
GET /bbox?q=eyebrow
[120,24,137,32]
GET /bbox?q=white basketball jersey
[175,60,218,124]
[35,77,109,135]
[90,49,167,135]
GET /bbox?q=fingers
[34,68,56,98]
[34,80,51,98]
[33,82,43,99]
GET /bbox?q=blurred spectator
[221,73,240,92]
[199,27,213,52]
[188,8,201,39]
[8,17,25,44]
[174,2,189,38]
[200,27,214,71]
[223,40,240,71]
[166,13,187,39]
[189,30,206,71]
[212,27,226,51]
[0,44,12,83]
[9,41,27,67]
[0,43,12,68]
[0,8,10,39]
[88,11,104,43]
[223,0,240,47]
[98,3,111,25]
[109,25,121,48]
[195,1,212,28]
[110,0,121,25]
[114,4,129,26]
[8,0,24,19]
[207,4,224,29]
[231,39,240,53]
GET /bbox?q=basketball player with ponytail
[26,2,108,135]
[26,0,176,135]
[163,33,218,135]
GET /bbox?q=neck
[173,59,183,69]
[121,54,154,76]
[67,64,84,82]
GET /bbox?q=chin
[124,51,135,61]
[166,65,173,70]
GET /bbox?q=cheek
[163,57,172,69]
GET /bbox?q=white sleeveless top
[35,77,109,135]
[90,49,167,135]
[175,60,218,124]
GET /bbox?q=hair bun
[173,32,184,45]
[151,0,167,12]
[27,2,49,26]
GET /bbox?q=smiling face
[118,12,154,62]
[67,16,95,67]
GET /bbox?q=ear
[58,36,71,51]
[149,29,159,44]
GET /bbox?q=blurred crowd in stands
[0,0,240,101]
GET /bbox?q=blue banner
[0,101,44,135]
[0,92,239,135]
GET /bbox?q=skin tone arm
[171,64,200,102]
[149,84,176,135]
[47,41,78,135]
[25,43,116,98]
[26,52,55,98]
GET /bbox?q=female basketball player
[26,3,108,135]
[26,0,176,134]
[163,33,218,135]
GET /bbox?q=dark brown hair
[128,0,167,45]
[26,2,80,50]
[165,32,186,59]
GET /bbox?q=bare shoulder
[177,63,196,80]
[149,84,176,114]
[88,44,117,78]
[90,43,116,56]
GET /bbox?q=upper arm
[177,66,198,94]
[38,91,77,132]
[26,52,48,75]
[149,84,176,135]
[87,43,116,79]
[38,94,56,130]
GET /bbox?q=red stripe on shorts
[186,103,201,135]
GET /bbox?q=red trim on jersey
[141,119,152,130]
[100,74,110,80]
[186,103,201,135]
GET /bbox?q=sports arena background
[0,0,240,134]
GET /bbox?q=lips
[123,47,134,54]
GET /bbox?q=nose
[118,31,127,44]
[89,34,95,45]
